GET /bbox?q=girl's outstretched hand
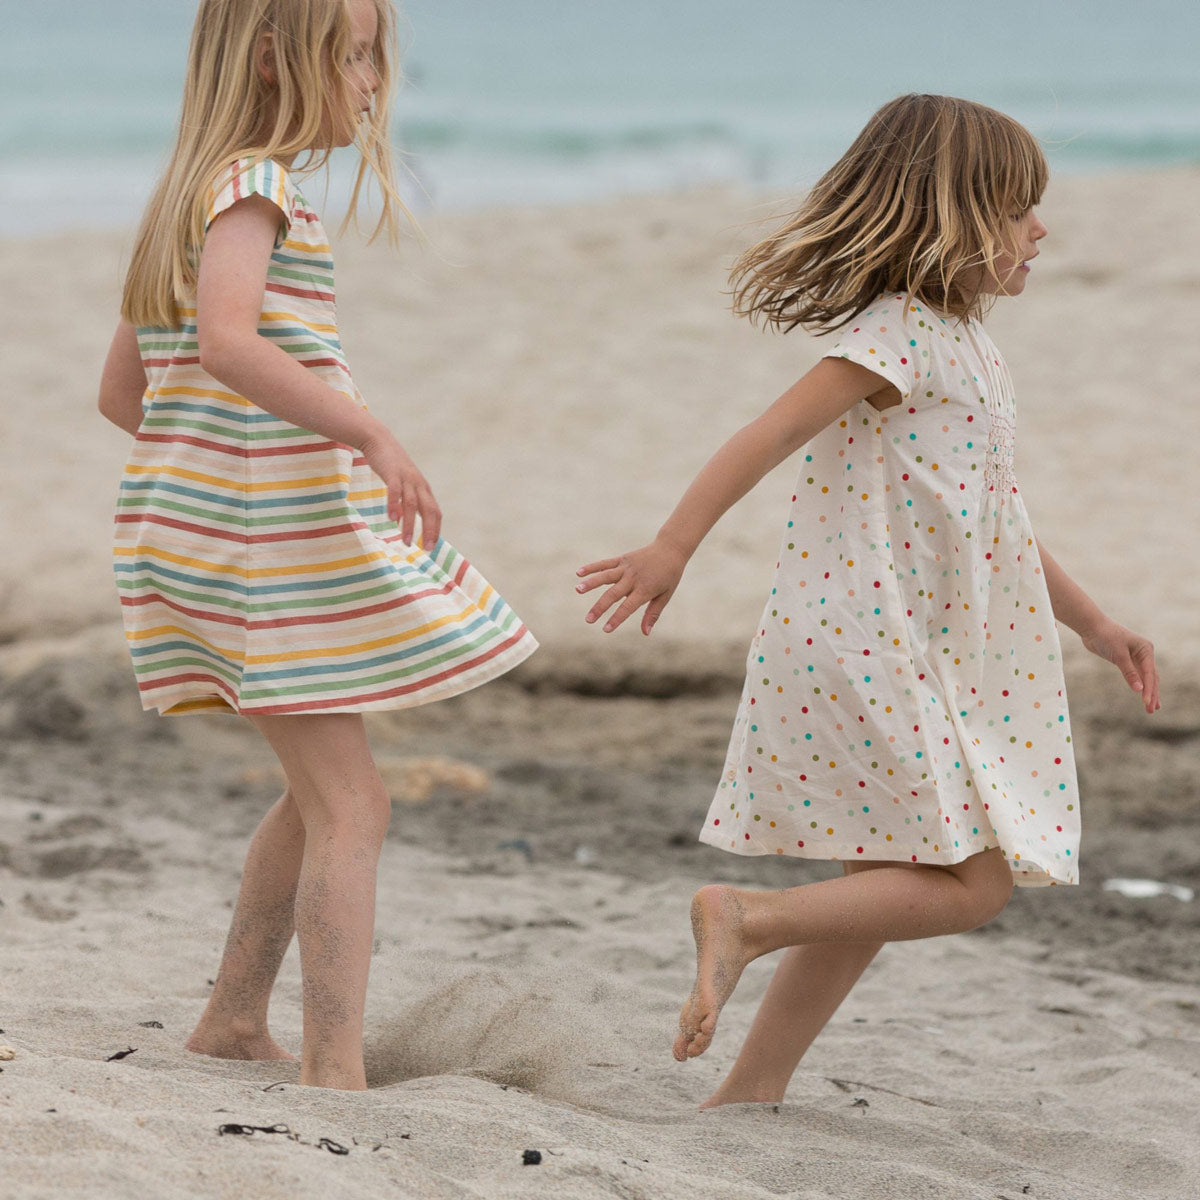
[576,538,689,635]
[1080,618,1161,714]
[359,427,442,550]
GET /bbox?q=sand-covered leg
[674,885,756,1061]
[187,789,304,1062]
[249,712,392,1091]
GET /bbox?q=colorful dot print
[699,297,1080,886]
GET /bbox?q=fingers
[583,581,632,630]
[418,487,442,550]
[574,564,625,595]
[641,593,670,637]
[364,435,440,550]
[387,476,441,550]
[577,557,622,580]
[399,480,417,545]
[1131,638,1161,713]
[577,544,683,633]
[584,583,661,634]
[1111,635,1161,714]
[1088,623,1162,716]
[583,573,676,633]
[600,594,646,634]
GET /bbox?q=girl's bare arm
[98,322,149,436]
[577,357,895,634]
[1036,538,1160,713]
[196,195,440,546]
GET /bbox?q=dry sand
[2,169,1198,1198]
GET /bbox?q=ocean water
[2,0,1198,233]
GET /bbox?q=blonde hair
[731,94,1048,332]
[123,0,410,328]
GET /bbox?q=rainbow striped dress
[114,158,537,716]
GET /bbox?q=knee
[372,784,393,840]
[962,856,1013,928]
[306,777,392,845]
[353,779,392,843]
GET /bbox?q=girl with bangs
[578,94,1158,1108]
[98,0,535,1090]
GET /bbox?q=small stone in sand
[378,756,491,804]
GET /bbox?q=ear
[255,30,277,85]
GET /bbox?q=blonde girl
[577,94,1158,1108]
[98,0,536,1090]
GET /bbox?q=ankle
[195,1009,269,1040]
[301,1057,367,1091]
[704,1081,786,1108]
[734,890,782,962]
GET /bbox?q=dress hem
[696,828,1076,887]
[138,629,538,718]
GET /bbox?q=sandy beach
[2,168,1199,1198]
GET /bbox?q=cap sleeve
[204,157,297,243]
[820,294,915,402]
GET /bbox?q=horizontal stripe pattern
[116,157,536,716]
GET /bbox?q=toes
[674,1008,701,1061]
[674,1012,715,1061]
[674,1017,696,1061]
[675,989,721,1063]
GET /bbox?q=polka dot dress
[700,295,1080,885]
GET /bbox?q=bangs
[984,113,1049,217]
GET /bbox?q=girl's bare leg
[186,789,305,1061]
[700,942,881,1107]
[699,863,894,1107]
[675,847,1013,1064]
[224,712,390,1090]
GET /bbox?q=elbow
[97,385,130,427]
[196,330,228,381]
[196,326,253,386]
[98,385,144,435]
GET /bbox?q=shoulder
[205,157,299,236]
[820,294,921,401]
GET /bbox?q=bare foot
[699,1085,783,1110]
[185,1026,296,1062]
[673,885,753,1062]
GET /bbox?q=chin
[994,272,1027,297]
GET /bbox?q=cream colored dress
[701,294,1080,885]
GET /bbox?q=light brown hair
[730,94,1048,331]
[123,0,410,329]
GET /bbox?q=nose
[1029,211,1048,241]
